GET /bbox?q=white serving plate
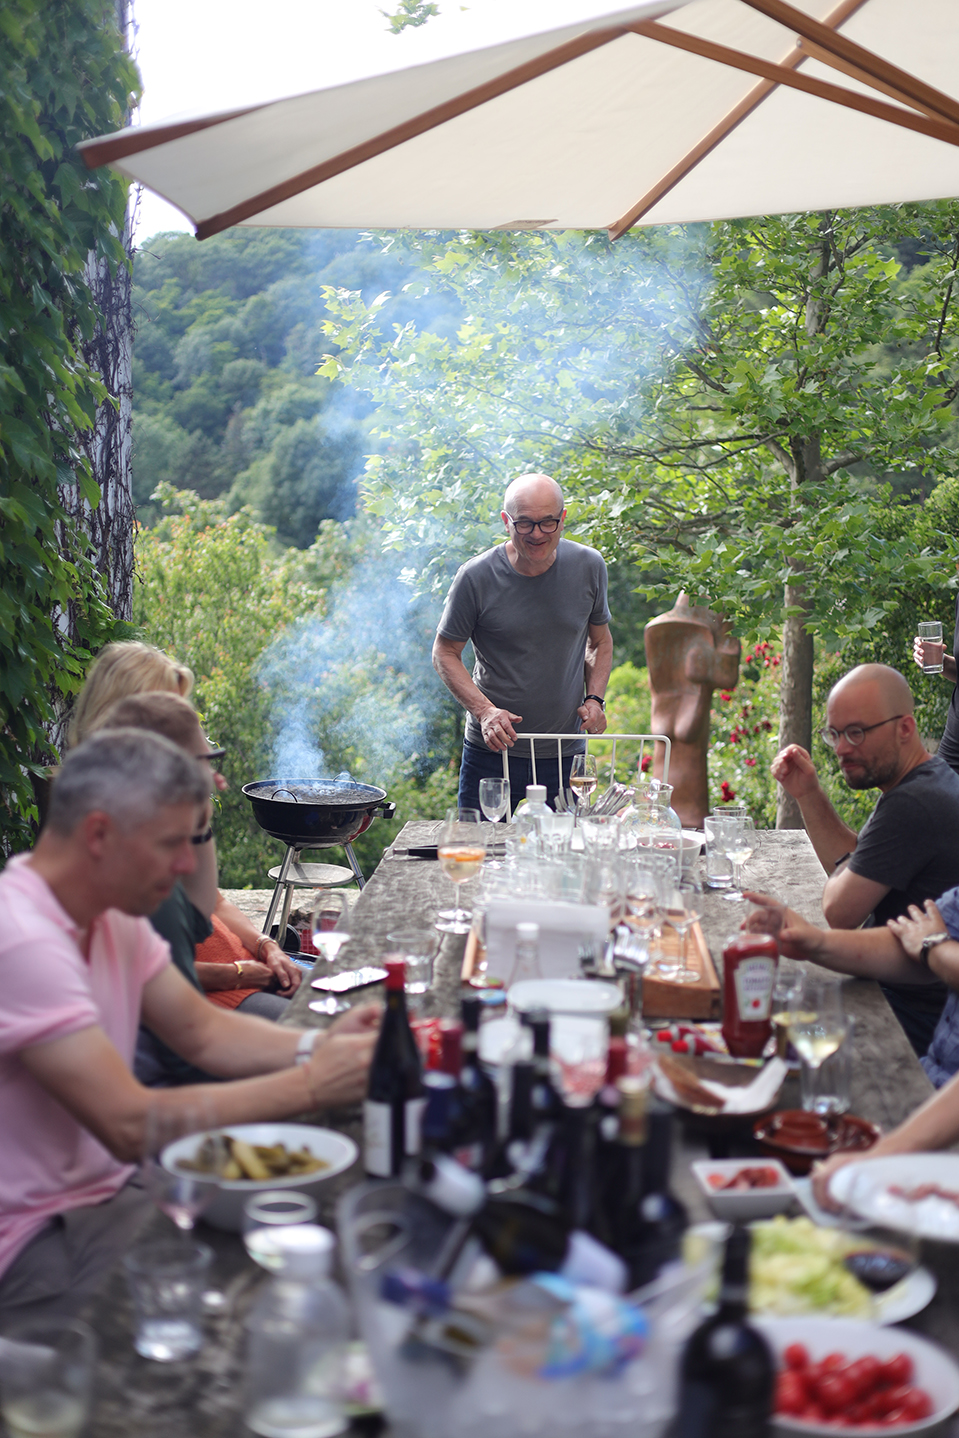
[692,1158,795,1220]
[161,1122,358,1231]
[508,977,622,1016]
[757,1316,959,1437]
[830,1154,959,1242]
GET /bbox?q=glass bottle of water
[510,784,551,859]
[246,1227,349,1438]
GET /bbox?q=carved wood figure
[644,593,741,827]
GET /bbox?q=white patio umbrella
[80,0,959,240]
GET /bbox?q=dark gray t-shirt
[437,539,611,756]
[849,755,959,924]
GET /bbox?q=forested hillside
[131,229,459,545]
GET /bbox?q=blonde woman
[68,641,194,747]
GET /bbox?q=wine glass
[788,976,849,1073]
[569,753,597,813]
[436,807,485,934]
[478,777,510,868]
[770,966,804,1060]
[656,879,702,984]
[623,861,663,972]
[720,815,755,901]
[142,1102,229,1311]
[309,890,352,1014]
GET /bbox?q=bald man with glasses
[433,473,613,813]
[772,663,959,1054]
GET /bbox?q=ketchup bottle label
[732,957,776,1021]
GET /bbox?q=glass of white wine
[436,807,485,934]
[569,752,598,814]
[770,967,805,1060]
[0,1317,96,1438]
[309,889,352,1014]
[788,977,849,1076]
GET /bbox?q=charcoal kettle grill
[242,778,395,939]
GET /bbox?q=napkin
[655,1055,787,1113]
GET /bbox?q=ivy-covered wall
[0,0,140,851]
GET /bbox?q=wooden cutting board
[639,921,721,1020]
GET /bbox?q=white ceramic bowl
[757,1316,959,1437]
[692,1158,795,1220]
[508,978,622,1016]
[161,1123,358,1231]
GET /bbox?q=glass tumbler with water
[0,1317,96,1438]
[124,1238,213,1361]
[917,620,944,674]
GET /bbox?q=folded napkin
[656,1055,787,1113]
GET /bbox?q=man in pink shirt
[0,729,377,1319]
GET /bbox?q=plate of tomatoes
[757,1317,959,1435]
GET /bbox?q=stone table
[82,826,944,1437]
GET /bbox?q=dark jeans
[457,739,582,814]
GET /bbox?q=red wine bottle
[677,1225,773,1438]
[454,996,498,1172]
[364,958,425,1177]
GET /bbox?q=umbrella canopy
[80,0,959,240]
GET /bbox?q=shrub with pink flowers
[709,639,781,824]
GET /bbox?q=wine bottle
[454,996,498,1172]
[421,1071,461,1159]
[364,957,425,1177]
[484,1059,534,1180]
[526,1009,564,1129]
[603,1076,648,1257]
[630,1095,687,1289]
[677,1225,773,1438]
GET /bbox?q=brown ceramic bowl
[752,1108,880,1176]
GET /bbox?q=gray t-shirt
[849,754,959,925]
[437,539,611,756]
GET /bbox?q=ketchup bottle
[721,933,778,1058]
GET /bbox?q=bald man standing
[772,663,959,1054]
[433,474,613,813]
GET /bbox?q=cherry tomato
[784,1342,811,1371]
[818,1374,857,1414]
[776,1372,808,1416]
[846,1401,872,1425]
[846,1356,883,1396]
[900,1388,933,1420]
[822,1353,849,1373]
[880,1409,909,1427]
[882,1354,914,1387]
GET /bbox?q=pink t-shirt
[0,855,170,1279]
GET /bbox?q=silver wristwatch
[919,931,950,968]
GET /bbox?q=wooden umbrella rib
[193,24,629,240]
[741,0,959,127]
[793,37,946,121]
[78,106,266,168]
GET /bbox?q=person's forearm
[584,630,613,700]
[944,654,957,683]
[803,924,937,985]
[433,644,495,721]
[866,1066,959,1157]
[794,786,859,873]
[216,894,267,956]
[163,1002,303,1076]
[195,961,241,992]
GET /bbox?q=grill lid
[242,778,387,806]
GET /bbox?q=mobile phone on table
[310,966,388,993]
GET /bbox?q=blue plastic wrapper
[532,1274,649,1378]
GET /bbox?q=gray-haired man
[0,729,376,1319]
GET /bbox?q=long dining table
[80,824,959,1438]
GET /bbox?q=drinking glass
[551,1016,609,1105]
[623,862,663,972]
[123,1239,213,1361]
[917,620,944,674]
[788,976,849,1072]
[702,814,733,890]
[569,753,597,813]
[720,815,755,901]
[386,928,437,1013]
[436,807,484,934]
[478,777,510,869]
[142,1102,229,1312]
[242,1190,325,1272]
[0,1317,96,1438]
[770,966,804,1060]
[309,890,352,1015]
[801,1015,855,1114]
[656,879,701,984]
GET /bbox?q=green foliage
[381,0,440,33]
[0,0,140,851]
[603,662,652,777]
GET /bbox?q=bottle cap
[526,785,546,802]
[384,957,406,991]
[268,1223,336,1279]
[516,922,540,943]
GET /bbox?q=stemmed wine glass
[436,807,484,934]
[478,777,510,868]
[569,753,597,814]
[309,889,352,1015]
[142,1102,229,1311]
[788,975,849,1076]
[720,815,755,901]
[656,879,702,984]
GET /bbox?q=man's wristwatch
[919,932,951,968]
[584,694,606,709]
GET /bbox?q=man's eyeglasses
[820,715,904,749]
[508,515,563,535]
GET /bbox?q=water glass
[703,815,733,889]
[123,1239,213,1361]
[386,929,437,1009]
[0,1317,96,1438]
[917,620,944,674]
